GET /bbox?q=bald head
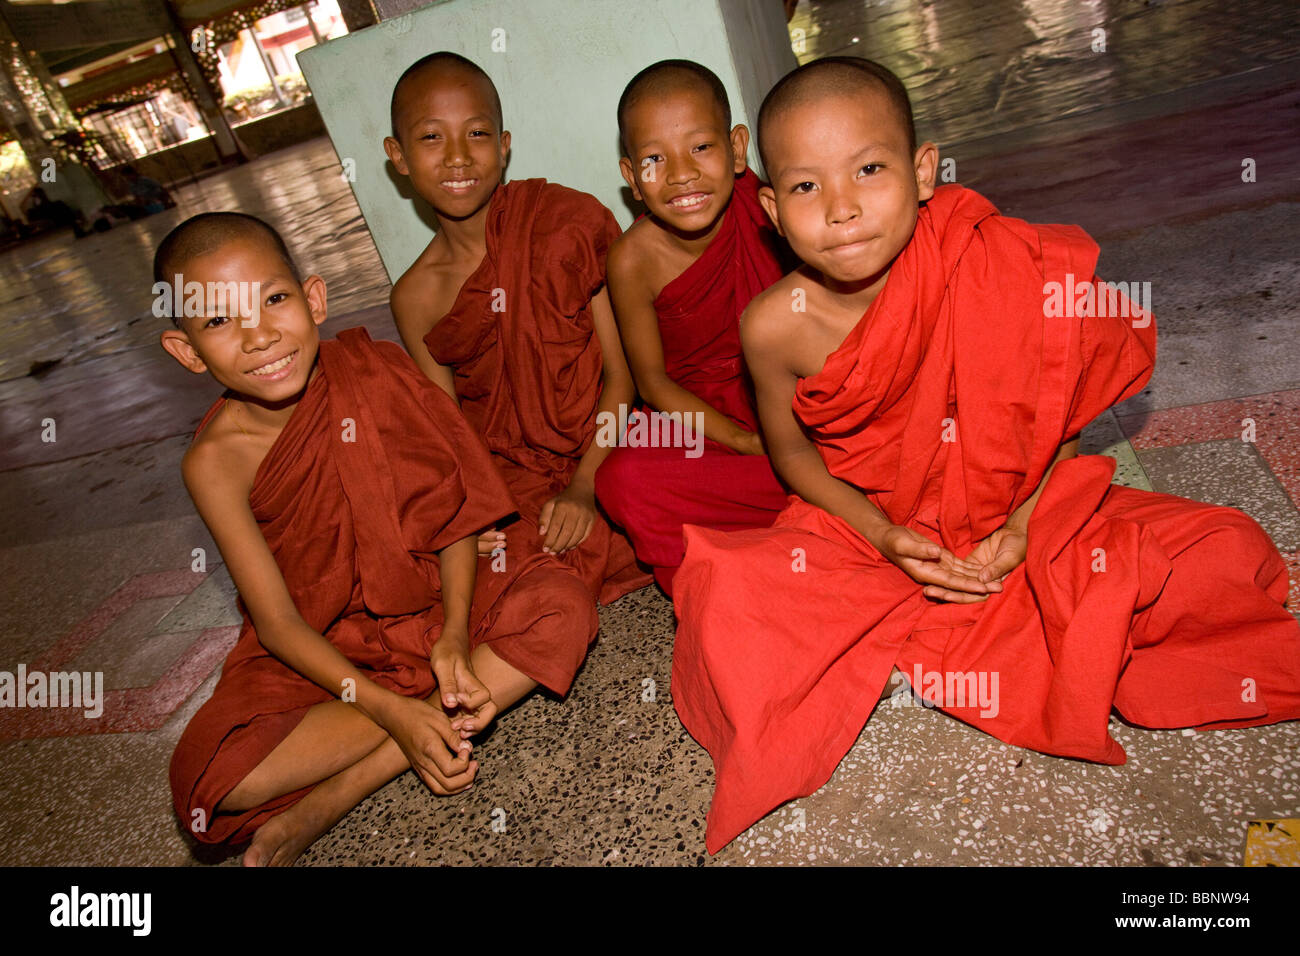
[153,213,299,325]
[617,59,731,157]
[390,51,502,141]
[757,57,916,173]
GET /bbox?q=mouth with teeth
[441,177,479,193]
[667,192,710,211]
[248,350,298,380]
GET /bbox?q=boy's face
[384,66,510,221]
[758,87,937,288]
[619,86,747,236]
[159,236,328,404]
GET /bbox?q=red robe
[595,170,790,595]
[424,178,650,604]
[672,185,1300,853]
[171,329,599,844]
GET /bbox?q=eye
[791,181,816,194]
[421,132,440,141]
[469,129,490,137]
[265,292,288,308]
[859,163,882,176]
[692,142,712,153]
[204,315,229,329]
[641,154,663,165]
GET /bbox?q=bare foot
[878,666,908,701]
[242,797,333,867]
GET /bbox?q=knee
[1205,506,1278,558]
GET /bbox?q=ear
[499,129,511,169]
[757,184,783,235]
[383,136,409,176]
[729,125,750,174]
[160,329,207,374]
[618,155,644,202]
[914,141,939,202]
[301,274,328,327]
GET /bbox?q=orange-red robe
[672,185,1300,853]
[170,329,598,844]
[595,170,789,595]
[424,178,650,604]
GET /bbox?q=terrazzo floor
[0,0,1297,866]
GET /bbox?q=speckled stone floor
[1,0,1297,867]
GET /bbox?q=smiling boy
[384,52,649,607]
[671,57,1300,853]
[160,213,598,865]
[593,60,789,596]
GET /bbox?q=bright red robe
[171,329,599,844]
[595,170,789,594]
[424,179,650,604]
[672,185,1300,853]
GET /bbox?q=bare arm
[537,286,633,554]
[571,285,635,488]
[1007,437,1080,533]
[391,279,458,401]
[183,439,471,784]
[183,443,404,727]
[742,306,892,546]
[608,241,760,454]
[742,302,993,600]
[959,437,1082,587]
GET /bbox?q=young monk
[594,60,790,596]
[385,52,650,603]
[160,213,598,866]
[672,57,1300,853]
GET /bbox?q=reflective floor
[0,139,390,385]
[790,0,1300,147]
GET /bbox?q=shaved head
[153,212,299,325]
[617,59,731,156]
[390,51,503,140]
[757,57,916,172]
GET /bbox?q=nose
[241,309,280,350]
[664,151,698,186]
[824,180,861,226]
[445,134,471,167]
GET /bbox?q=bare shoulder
[181,407,262,511]
[611,216,696,304]
[390,242,442,313]
[606,224,657,297]
[741,270,806,348]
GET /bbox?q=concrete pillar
[337,0,379,32]
[299,0,798,281]
[159,0,244,162]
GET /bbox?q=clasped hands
[877,523,1027,604]
[384,632,495,796]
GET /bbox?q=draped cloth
[595,170,789,594]
[171,329,598,844]
[424,178,650,603]
[671,185,1300,852]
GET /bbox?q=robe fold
[170,328,598,844]
[671,184,1300,853]
[595,170,790,594]
[424,178,650,604]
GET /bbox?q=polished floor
[0,0,1297,866]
